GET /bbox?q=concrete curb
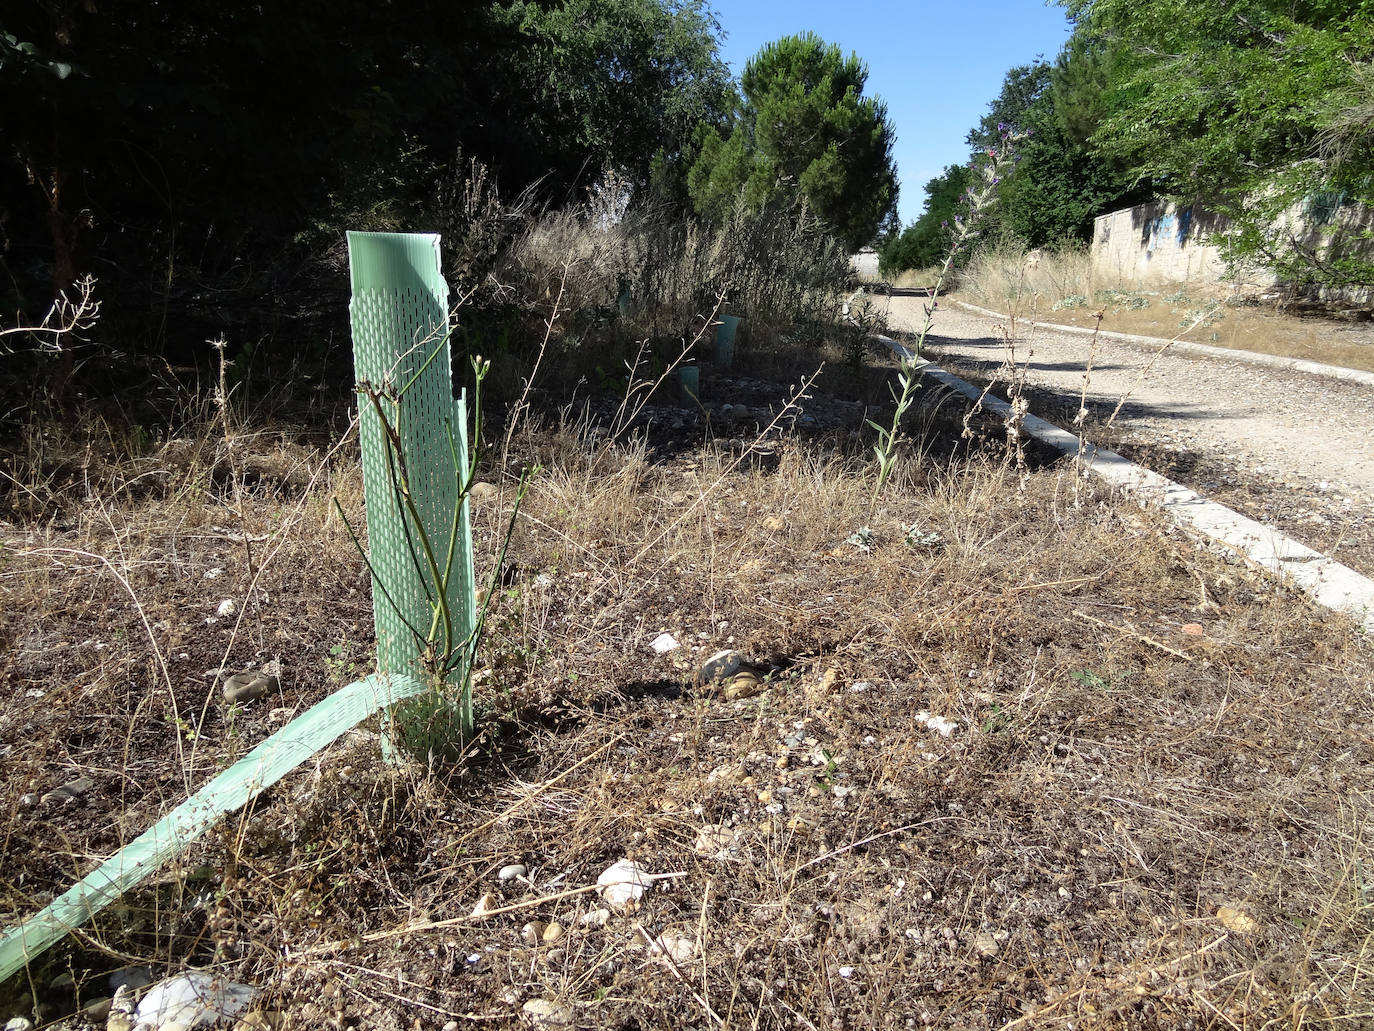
[952,299,1374,389]
[873,333,1374,634]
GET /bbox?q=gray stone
[40,776,93,804]
[80,997,113,1022]
[108,966,154,994]
[222,673,278,704]
[522,999,573,1025]
[695,650,745,689]
[132,971,256,1031]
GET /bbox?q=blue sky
[709,1,1075,227]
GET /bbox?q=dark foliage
[0,0,729,381]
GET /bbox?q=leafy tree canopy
[0,0,731,360]
[687,32,899,249]
[878,165,970,274]
[1068,0,1371,201]
[486,1,731,193]
[966,62,1052,155]
[1062,0,1374,289]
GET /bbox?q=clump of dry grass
[508,191,854,358]
[957,238,1109,310]
[890,266,943,291]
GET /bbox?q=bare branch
[0,275,101,353]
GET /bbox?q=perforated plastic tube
[1,234,477,982]
[0,673,425,982]
[347,232,477,720]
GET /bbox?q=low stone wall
[1091,202,1243,289]
[1092,197,1374,304]
[849,247,880,280]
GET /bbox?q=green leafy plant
[869,131,1021,500]
[903,524,944,549]
[1071,669,1112,692]
[982,703,1013,735]
[817,748,840,791]
[845,526,875,552]
[337,352,539,760]
[1093,288,1150,311]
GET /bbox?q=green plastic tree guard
[347,232,478,735]
[715,314,740,367]
[0,232,481,983]
[679,364,700,405]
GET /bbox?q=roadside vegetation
[3,3,1374,1030]
[947,240,1374,374]
[880,0,1374,308]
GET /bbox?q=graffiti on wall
[1092,201,1232,286]
[1095,194,1372,300]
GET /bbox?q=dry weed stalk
[0,274,100,353]
[1102,302,1227,430]
[501,265,568,467]
[961,297,1035,476]
[604,293,725,443]
[871,129,1022,500]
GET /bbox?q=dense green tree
[1063,0,1374,289]
[878,165,971,274]
[997,107,1148,245]
[966,62,1052,154]
[0,0,730,364]
[484,1,731,194]
[687,32,899,249]
[1065,0,1368,201]
[955,49,1148,249]
[996,44,1150,244]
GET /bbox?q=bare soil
[886,296,1374,578]
[2,342,1373,1030]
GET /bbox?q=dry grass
[953,240,1374,374]
[958,240,1103,309]
[3,354,1374,1028]
[890,267,943,292]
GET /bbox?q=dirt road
[885,295,1374,572]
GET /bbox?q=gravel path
[885,296,1374,573]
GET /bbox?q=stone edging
[953,299,1374,389]
[872,333,1374,635]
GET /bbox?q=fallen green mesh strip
[0,673,426,982]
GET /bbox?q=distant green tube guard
[715,314,740,367]
[680,365,700,405]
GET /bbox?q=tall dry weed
[512,190,854,348]
[959,237,1122,308]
